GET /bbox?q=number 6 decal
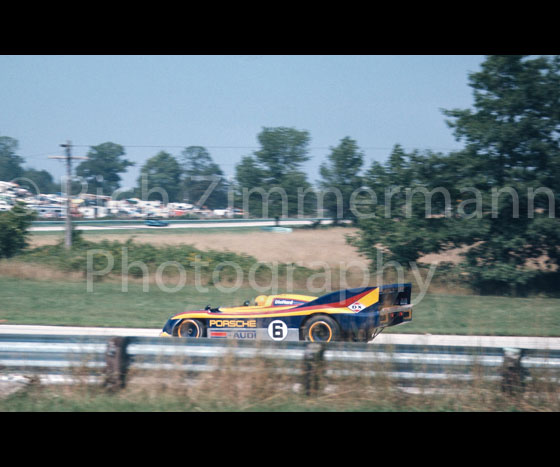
[268,320,288,341]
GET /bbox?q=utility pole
[48,141,88,249]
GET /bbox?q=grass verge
[1,276,559,335]
[2,361,558,412]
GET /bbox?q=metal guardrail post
[302,343,325,396]
[500,347,526,395]
[104,337,130,391]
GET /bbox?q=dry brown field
[29,227,464,268]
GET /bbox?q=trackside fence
[1,334,560,396]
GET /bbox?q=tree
[235,127,314,218]
[0,202,36,258]
[180,146,228,209]
[0,136,24,181]
[318,137,364,222]
[137,151,182,203]
[443,55,560,191]
[0,136,57,194]
[440,55,560,292]
[19,168,57,194]
[348,145,455,268]
[76,142,134,196]
[351,55,560,294]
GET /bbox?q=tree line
[1,128,375,216]
[2,55,560,294]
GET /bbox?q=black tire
[302,315,341,343]
[175,319,205,338]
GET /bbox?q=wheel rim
[177,320,201,338]
[308,321,333,342]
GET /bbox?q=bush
[0,203,36,259]
[16,236,312,285]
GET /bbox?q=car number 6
[268,320,288,341]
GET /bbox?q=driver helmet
[254,295,268,306]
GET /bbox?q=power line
[69,143,463,152]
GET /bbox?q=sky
[0,54,486,191]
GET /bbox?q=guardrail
[1,334,559,395]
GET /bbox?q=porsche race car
[160,284,412,343]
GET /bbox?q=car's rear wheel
[302,315,340,343]
[175,319,205,338]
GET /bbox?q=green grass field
[1,276,559,336]
[2,274,559,412]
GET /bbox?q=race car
[145,218,169,227]
[160,283,412,343]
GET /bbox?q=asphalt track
[1,325,559,350]
[30,219,333,232]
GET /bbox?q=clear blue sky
[0,55,485,189]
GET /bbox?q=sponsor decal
[234,331,256,339]
[348,301,366,312]
[210,330,257,339]
[273,299,304,306]
[210,331,228,338]
[209,319,257,328]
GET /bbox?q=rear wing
[378,283,413,326]
[378,283,412,308]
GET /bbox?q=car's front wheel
[175,319,205,338]
[301,315,340,343]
